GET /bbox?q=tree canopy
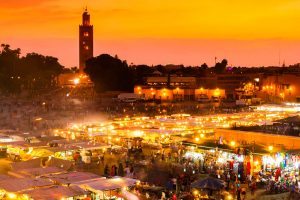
[214,59,228,74]
[0,44,64,94]
[84,54,134,92]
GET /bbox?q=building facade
[257,73,300,102]
[134,86,225,101]
[134,76,226,101]
[79,8,93,73]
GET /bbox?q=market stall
[78,177,138,200]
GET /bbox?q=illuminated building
[216,74,248,99]
[79,8,93,73]
[135,76,226,101]
[134,86,225,101]
[146,76,197,88]
[258,74,300,102]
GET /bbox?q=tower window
[84,32,89,37]
[85,45,89,50]
[84,20,89,25]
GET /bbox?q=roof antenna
[278,48,281,67]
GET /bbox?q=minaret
[79,8,93,73]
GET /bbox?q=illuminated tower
[79,8,93,73]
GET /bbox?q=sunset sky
[1,0,300,67]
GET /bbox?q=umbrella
[191,177,225,190]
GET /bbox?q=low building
[135,75,226,101]
[216,74,249,99]
[145,76,197,88]
[258,73,300,102]
[134,86,225,101]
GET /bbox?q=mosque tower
[79,8,93,73]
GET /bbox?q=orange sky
[1,0,300,67]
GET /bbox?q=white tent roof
[80,177,138,192]
[22,185,87,200]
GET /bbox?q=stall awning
[45,171,101,185]
[0,177,52,192]
[80,177,138,192]
[22,185,87,200]
[11,158,42,171]
[17,166,65,177]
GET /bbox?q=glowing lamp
[7,193,17,199]
[73,78,80,85]
[268,145,273,151]
[230,141,235,147]
[214,88,220,96]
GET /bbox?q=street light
[230,141,235,147]
[73,78,80,85]
[268,145,273,152]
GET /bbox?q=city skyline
[2,0,300,67]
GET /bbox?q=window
[84,32,89,37]
[84,20,89,25]
[85,45,89,50]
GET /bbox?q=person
[226,172,231,190]
[241,187,246,200]
[251,181,256,195]
[130,166,135,175]
[115,165,118,176]
[124,165,130,177]
[247,174,252,187]
[145,192,150,199]
[73,152,79,164]
[172,193,177,200]
[104,164,109,176]
[161,191,166,200]
[151,155,155,164]
[236,187,241,200]
[101,154,105,163]
[118,163,124,176]
[110,165,115,176]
